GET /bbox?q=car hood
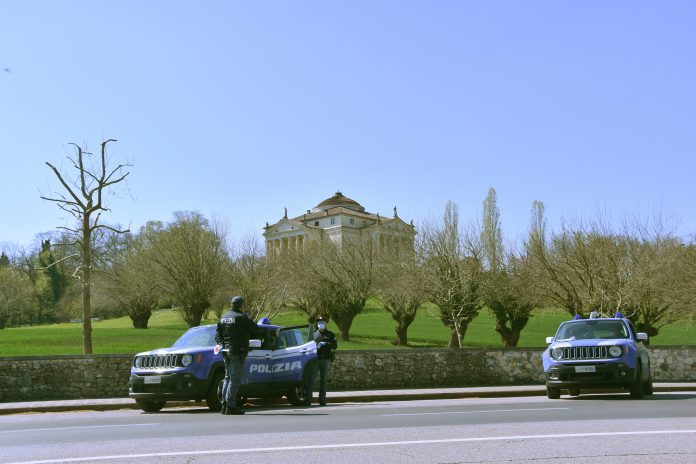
[134,346,214,357]
[548,339,634,348]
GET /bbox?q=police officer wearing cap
[215,296,262,415]
[304,316,337,406]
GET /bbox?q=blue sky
[1,1,695,250]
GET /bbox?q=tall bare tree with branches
[420,201,483,348]
[41,139,130,354]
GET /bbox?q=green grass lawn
[1,304,694,356]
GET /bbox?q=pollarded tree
[420,201,483,348]
[527,202,587,318]
[41,139,130,354]
[149,213,229,327]
[281,235,376,341]
[227,233,287,322]
[479,189,538,347]
[374,245,428,346]
[104,231,160,329]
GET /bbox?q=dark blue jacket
[215,310,263,357]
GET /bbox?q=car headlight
[134,356,142,368]
[551,348,564,360]
[181,354,193,367]
[609,346,622,357]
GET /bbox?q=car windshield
[556,320,629,340]
[172,326,216,348]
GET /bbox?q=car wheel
[136,400,166,413]
[287,384,308,406]
[207,372,224,411]
[568,389,580,397]
[643,373,654,395]
[630,365,644,399]
[546,386,560,399]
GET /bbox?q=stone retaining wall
[1,347,694,402]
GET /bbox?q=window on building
[330,217,336,225]
[350,218,355,225]
[314,221,319,226]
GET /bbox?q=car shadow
[150,403,345,415]
[561,393,696,401]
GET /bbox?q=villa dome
[313,191,365,213]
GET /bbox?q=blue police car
[542,312,653,399]
[128,319,317,412]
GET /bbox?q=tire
[287,384,308,406]
[630,365,644,399]
[206,371,224,411]
[546,386,560,399]
[136,399,166,413]
[568,389,580,397]
[643,369,654,395]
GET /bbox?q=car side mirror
[636,333,648,341]
[545,336,554,344]
[248,339,262,349]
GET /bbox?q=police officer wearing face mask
[304,316,337,406]
[215,296,262,415]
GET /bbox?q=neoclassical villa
[263,191,416,255]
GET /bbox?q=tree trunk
[333,314,354,341]
[394,313,416,346]
[82,223,93,355]
[447,319,470,348]
[184,303,206,328]
[131,310,152,329]
[394,323,408,346]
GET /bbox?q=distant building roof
[313,191,365,213]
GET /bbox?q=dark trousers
[306,359,331,403]
[222,353,244,408]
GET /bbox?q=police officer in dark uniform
[215,296,262,415]
[304,316,337,406]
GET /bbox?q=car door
[272,325,315,386]
[242,330,274,389]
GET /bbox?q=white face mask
[317,322,326,330]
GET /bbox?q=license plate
[575,365,596,373]
[144,376,162,384]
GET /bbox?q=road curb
[1,384,694,415]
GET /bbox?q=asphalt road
[2,393,696,464]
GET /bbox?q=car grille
[138,354,179,369]
[563,346,609,360]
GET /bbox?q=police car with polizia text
[128,318,317,412]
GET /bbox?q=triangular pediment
[263,218,311,237]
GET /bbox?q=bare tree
[420,201,483,348]
[281,236,376,341]
[149,212,229,327]
[41,139,130,354]
[479,189,537,347]
[104,231,159,328]
[374,245,427,345]
[229,232,286,322]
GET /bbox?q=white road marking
[0,423,160,435]
[7,429,696,464]
[382,407,570,416]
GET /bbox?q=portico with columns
[263,191,416,255]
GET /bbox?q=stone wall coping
[2,345,694,362]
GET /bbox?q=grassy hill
[1,301,693,356]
